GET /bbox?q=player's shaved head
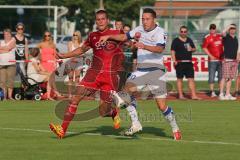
[95,9,108,19]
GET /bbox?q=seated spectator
[0,28,16,100]
[27,48,51,99]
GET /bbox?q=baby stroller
[13,69,47,101]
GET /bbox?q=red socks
[61,103,77,133]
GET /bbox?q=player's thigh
[148,70,167,99]
[126,70,148,93]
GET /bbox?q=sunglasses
[73,34,78,36]
[44,35,51,37]
[230,27,236,30]
[210,28,216,30]
[180,30,187,33]
[17,28,24,30]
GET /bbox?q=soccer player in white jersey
[99,8,181,140]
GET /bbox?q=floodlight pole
[54,6,58,43]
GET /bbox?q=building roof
[154,0,231,17]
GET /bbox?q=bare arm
[67,41,72,52]
[135,42,165,53]
[171,50,177,65]
[202,48,216,60]
[99,34,128,44]
[25,38,29,60]
[222,25,234,37]
[57,44,90,59]
[0,38,16,51]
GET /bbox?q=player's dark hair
[143,8,156,18]
[95,9,108,19]
[180,25,188,31]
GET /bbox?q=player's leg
[99,73,123,129]
[122,82,143,135]
[67,70,74,98]
[49,86,95,138]
[119,70,151,135]
[155,98,181,140]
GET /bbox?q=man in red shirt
[202,24,224,97]
[49,10,125,139]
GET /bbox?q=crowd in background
[0,21,240,101]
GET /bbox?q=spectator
[65,31,83,98]
[219,24,239,100]
[0,28,16,100]
[38,31,63,100]
[115,20,123,30]
[171,26,201,100]
[202,24,224,97]
[27,48,51,96]
[14,22,29,79]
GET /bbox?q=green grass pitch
[0,100,240,160]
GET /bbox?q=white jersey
[127,25,167,68]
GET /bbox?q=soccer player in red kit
[202,24,224,97]
[49,10,125,139]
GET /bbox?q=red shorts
[79,69,119,102]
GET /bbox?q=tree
[0,0,155,36]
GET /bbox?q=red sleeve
[202,36,209,48]
[83,33,92,48]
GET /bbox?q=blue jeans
[208,61,222,84]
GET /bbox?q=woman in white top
[27,48,51,98]
[65,31,84,98]
[0,28,16,100]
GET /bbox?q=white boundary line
[1,127,240,146]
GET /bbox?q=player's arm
[135,43,165,53]
[57,44,90,59]
[99,34,128,43]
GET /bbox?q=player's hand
[134,42,145,49]
[174,61,178,66]
[134,32,141,41]
[99,35,110,44]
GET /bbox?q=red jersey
[84,28,124,73]
[202,33,224,60]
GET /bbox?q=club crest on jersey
[95,40,118,51]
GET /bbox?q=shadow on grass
[59,125,172,140]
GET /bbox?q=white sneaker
[211,91,217,98]
[219,94,226,100]
[124,122,142,136]
[225,94,237,100]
